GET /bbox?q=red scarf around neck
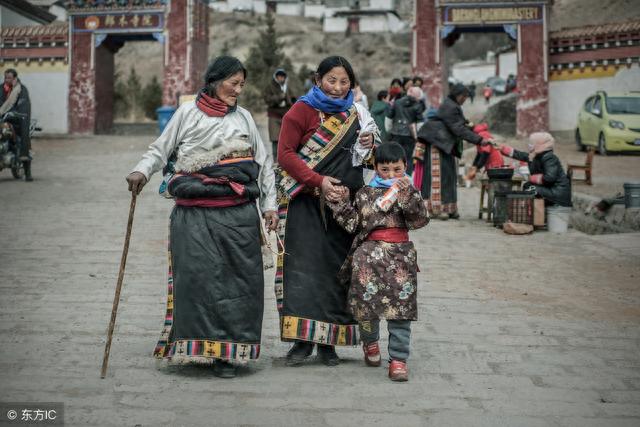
[196,90,230,117]
[2,83,11,99]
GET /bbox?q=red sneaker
[362,341,381,367]
[388,359,408,382]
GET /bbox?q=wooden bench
[567,147,594,185]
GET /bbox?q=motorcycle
[0,112,41,179]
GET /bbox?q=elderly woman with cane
[126,56,278,378]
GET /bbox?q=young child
[327,142,429,382]
[465,123,505,181]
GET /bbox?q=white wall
[386,13,405,32]
[17,66,70,134]
[0,6,42,27]
[254,0,266,14]
[369,0,394,9]
[277,2,303,16]
[323,16,348,32]
[549,64,640,131]
[304,4,325,18]
[359,15,388,32]
[498,51,517,79]
[451,63,495,85]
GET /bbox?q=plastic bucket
[156,106,177,134]
[623,183,640,209]
[546,205,571,233]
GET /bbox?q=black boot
[285,341,314,367]
[212,360,237,378]
[317,344,340,366]
[23,161,33,182]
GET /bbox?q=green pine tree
[242,13,303,111]
[141,76,163,120]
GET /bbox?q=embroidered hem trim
[153,239,261,363]
[155,339,260,362]
[426,146,458,215]
[280,315,358,346]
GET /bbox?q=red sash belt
[175,196,249,208]
[366,228,409,243]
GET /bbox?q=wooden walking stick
[101,192,137,378]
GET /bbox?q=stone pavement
[1,133,640,427]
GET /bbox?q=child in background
[465,123,504,181]
[326,142,429,382]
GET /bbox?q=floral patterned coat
[328,186,429,321]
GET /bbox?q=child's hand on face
[396,176,412,191]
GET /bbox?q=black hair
[4,69,18,78]
[204,56,247,86]
[315,56,356,89]
[413,76,424,85]
[402,77,412,87]
[448,82,470,102]
[377,90,388,100]
[274,69,287,77]
[374,142,407,166]
[390,78,402,87]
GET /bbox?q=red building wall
[68,32,96,134]
[412,0,443,108]
[517,22,549,136]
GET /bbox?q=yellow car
[575,91,640,154]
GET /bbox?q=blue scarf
[299,85,354,113]
[368,174,409,188]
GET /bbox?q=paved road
[1,133,639,427]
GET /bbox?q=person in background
[370,90,390,142]
[354,81,369,110]
[326,142,429,382]
[412,76,424,88]
[465,123,505,181]
[386,86,425,175]
[303,70,315,93]
[389,78,403,101]
[506,74,517,93]
[401,77,413,97]
[0,68,32,181]
[468,81,476,104]
[499,132,572,207]
[414,84,490,220]
[264,68,295,163]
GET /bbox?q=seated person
[499,132,572,207]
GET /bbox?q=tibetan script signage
[444,6,542,25]
[72,12,164,33]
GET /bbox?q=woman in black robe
[415,84,489,219]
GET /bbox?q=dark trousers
[389,134,416,175]
[6,115,30,158]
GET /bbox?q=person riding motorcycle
[0,68,32,181]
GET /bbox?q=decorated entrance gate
[66,0,209,134]
[413,0,550,136]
